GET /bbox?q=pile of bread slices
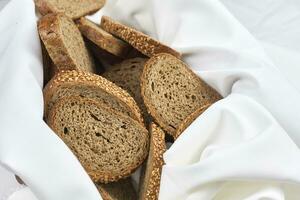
[35,0,222,199]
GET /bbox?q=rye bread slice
[41,41,58,86]
[47,96,149,183]
[139,123,166,200]
[38,13,96,73]
[97,178,137,200]
[77,17,132,58]
[100,16,181,58]
[102,58,150,123]
[174,103,211,139]
[141,53,222,136]
[43,70,143,124]
[34,0,105,20]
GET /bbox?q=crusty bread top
[100,16,181,58]
[38,13,96,73]
[139,123,166,200]
[47,96,149,183]
[34,0,105,19]
[43,70,144,124]
[141,53,222,135]
[77,17,132,58]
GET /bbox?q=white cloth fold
[0,0,300,199]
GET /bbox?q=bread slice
[100,16,181,58]
[102,58,150,123]
[174,103,211,139]
[38,13,96,73]
[77,18,132,58]
[34,0,105,19]
[141,53,222,136]
[41,41,58,86]
[139,123,166,200]
[43,70,143,124]
[97,178,137,200]
[47,96,149,183]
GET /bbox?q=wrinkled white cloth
[1,0,300,199]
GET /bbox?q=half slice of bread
[38,13,96,73]
[100,16,181,58]
[34,0,105,19]
[174,103,211,139]
[47,96,149,183]
[43,70,143,124]
[139,123,166,200]
[77,18,132,58]
[141,53,222,136]
[97,178,137,200]
[102,58,150,123]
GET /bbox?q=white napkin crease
[0,0,300,199]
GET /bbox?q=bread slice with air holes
[77,17,132,58]
[34,0,105,20]
[141,53,222,137]
[139,123,166,200]
[43,70,143,124]
[102,58,150,124]
[47,96,149,183]
[96,177,137,200]
[38,13,96,73]
[100,16,181,58]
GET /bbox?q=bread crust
[100,16,181,58]
[43,70,144,124]
[47,96,149,183]
[77,18,132,58]
[141,53,222,136]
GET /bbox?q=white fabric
[1,0,300,199]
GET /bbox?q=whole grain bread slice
[47,96,149,183]
[141,53,222,136]
[100,16,181,58]
[38,13,96,73]
[41,41,58,86]
[102,58,150,124]
[96,178,137,200]
[139,123,166,200]
[34,0,105,19]
[43,70,143,124]
[77,18,132,58]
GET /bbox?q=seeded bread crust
[100,16,181,58]
[47,96,149,183]
[34,0,105,19]
[38,13,96,73]
[174,103,211,139]
[43,70,143,124]
[139,123,166,200]
[141,53,222,136]
[77,18,132,58]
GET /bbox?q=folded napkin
[0,0,300,199]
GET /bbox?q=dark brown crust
[34,0,105,19]
[38,13,96,73]
[100,16,181,58]
[141,53,222,136]
[174,103,211,140]
[47,96,149,183]
[77,17,132,58]
[43,70,144,124]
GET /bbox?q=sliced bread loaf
[97,178,137,200]
[43,70,143,124]
[47,96,149,183]
[77,17,132,58]
[139,123,166,200]
[174,103,211,139]
[141,53,222,136]
[38,13,96,73]
[34,0,105,19]
[102,58,150,123]
[100,16,181,58]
